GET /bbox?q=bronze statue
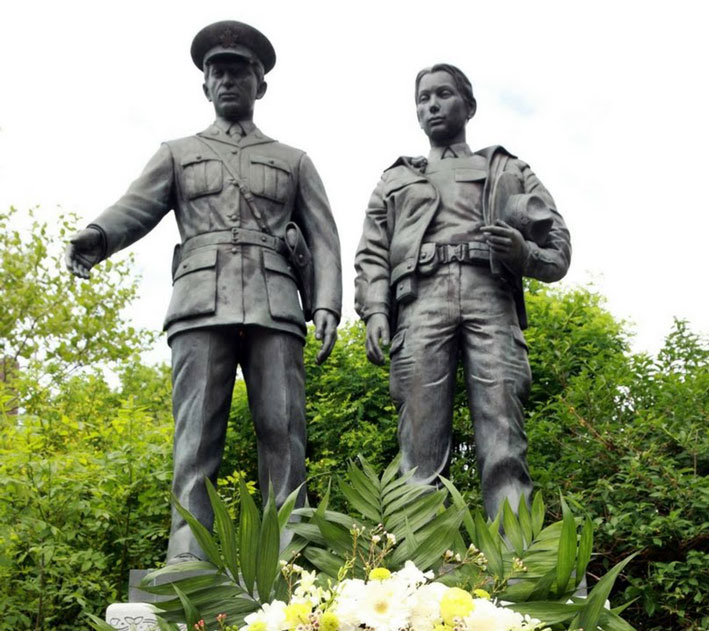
[355,64,570,518]
[65,21,342,563]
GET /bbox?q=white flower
[392,560,433,591]
[463,599,542,631]
[243,600,287,631]
[330,578,366,631]
[357,577,410,631]
[409,582,448,631]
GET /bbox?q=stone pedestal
[105,602,166,630]
[104,566,213,629]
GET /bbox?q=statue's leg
[459,267,533,520]
[167,326,239,561]
[240,326,307,509]
[390,270,459,485]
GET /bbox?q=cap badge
[218,27,240,49]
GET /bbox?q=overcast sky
[1,0,707,365]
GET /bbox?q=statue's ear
[203,83,212,102]
[256,80,268,100]
[468,98,477,120]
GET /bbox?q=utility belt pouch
[171,243,182,280]
[284,221,314,321]
[395,275,418,305]
[417,243,438,275]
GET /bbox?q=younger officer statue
[65,21,342,563]
[355,64,570,519]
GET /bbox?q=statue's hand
[313,309,338,364]
[482,220,529,270]
[365,313,390,365]
[65,228,103,279]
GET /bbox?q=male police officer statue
[65,21,342,563]
[355,64,570,519]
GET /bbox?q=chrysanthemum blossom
[440,587,474,625]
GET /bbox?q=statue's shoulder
[474,144,517,161]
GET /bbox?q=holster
[284,222,315,321]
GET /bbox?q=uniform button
[231,149,238,155]
[261,236,266,242]
[195,155,202,160]
[231,247,238,253]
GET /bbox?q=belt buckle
[450,243,468,262]
[231,227,239,243]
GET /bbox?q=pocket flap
[173,249,217,282]
[455,168,487,182]
[263,250,296,280]
[389,328,406,356]
[180,153,217,167]
[511,324,528,351]
[384,174,428,196]
[250,154,290,173]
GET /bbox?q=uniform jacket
[92,122,342,340]
[354,145,570,329]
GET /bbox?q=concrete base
[105,602,188,630]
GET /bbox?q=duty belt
[182,228,288,256]
[420,241,490,267]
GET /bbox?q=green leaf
[505,601,582,625]
[85,613,120,631]
[517,494,533,547]
[302,546,345,578]
[438,475,475,541]
[339,480,381,522]
[577,553,637,631]
[171,492,223,570]
[277,484,303,531]
[406,508,463,571]
[575,516,593,585]
[173,583,200,629]
[137,572,227,596]
[141,561,218,586]
[527,567,557,601]
[597,608,637,631]
[388,488,447,537]
[531,491,545,537]
[383,484,430,518]
[346,462,382,510]
[155,616,181,631]
[555,496,577,597]
[381,453,402,487]
[502,499,525,557]
[356,454,382,490]
[239,475,260,595]
[474,512,503,577]
[314,513,355,557]
[256,487,281,601]
[206,478,239,580]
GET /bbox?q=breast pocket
[249,154,291,203]
[180,155,224,200]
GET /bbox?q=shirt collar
[213,117,256,138]
[428,142,474,161]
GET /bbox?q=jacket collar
[197,121,276,148]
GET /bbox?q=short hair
[415,63,477,118]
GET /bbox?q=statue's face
[416,70,469,144]
[203,57,266,121]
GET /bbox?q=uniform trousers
[389,262,533,519]
[166,325,306,560]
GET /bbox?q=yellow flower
[440,587,474,625]
[368,567,392,581]
[285,602,311,629]
[433,624,454,631]
[320,611,340,631]
[472,589,490,600]
[248,622,267,631]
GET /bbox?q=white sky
[1,0,708,365]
